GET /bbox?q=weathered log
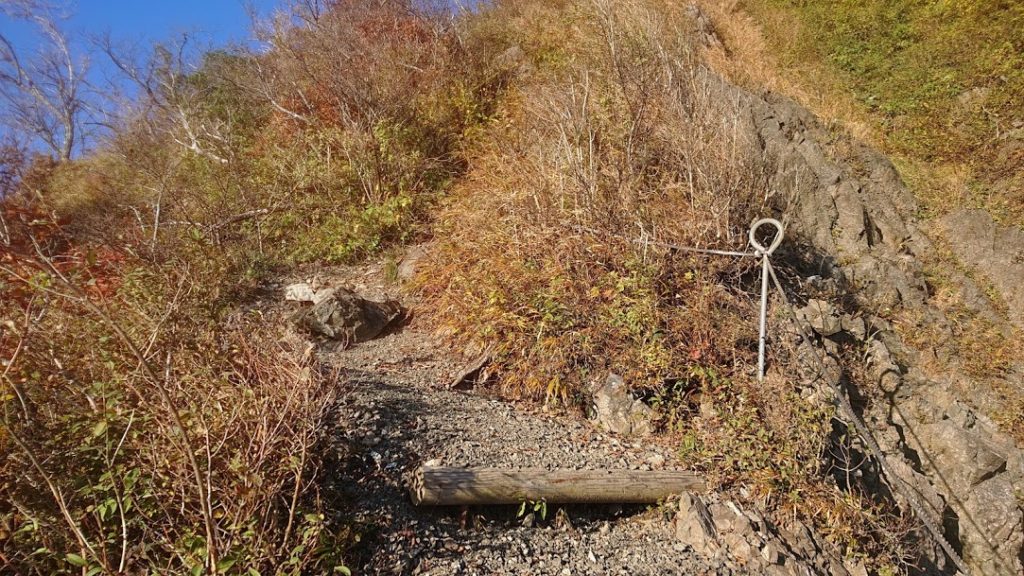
[409,466,705,506]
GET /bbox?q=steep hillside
[2,1,1022,575]
[710,0,1024,224]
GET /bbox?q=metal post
[748,218,784,382]
[758,252,770,381]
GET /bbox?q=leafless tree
[288,0,327,26]
[98,33,230,164]
[0,0,88,161]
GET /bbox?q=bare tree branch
[97,33,230,164]
[0,1,88,161]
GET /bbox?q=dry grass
[694,0,876,144]
[2,3,508,572]
[416,0,914,570]
[893,232,1024,442]
[703,0,1024,226]
[419,0,776,399]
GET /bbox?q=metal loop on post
[749,218,784,257]
[750,218,784,382]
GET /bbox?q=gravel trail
[323,326,728,575]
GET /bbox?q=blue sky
[0,0,281,154]
[1,0,472,155]
[0,1,280,66]
[9,0,279,47]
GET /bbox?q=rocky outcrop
[934,209,1024,329]
[689,43,1024,573]
[676,492,862,576]
[785,283,1024,576]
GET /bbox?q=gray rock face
[694,62,1024,573]
[589,373,653,437]
[840,314,868,340]
[675,493,859,576]
[292,287,402,345]
[962,474,1024,576]
[935,209,1024,329]
[918,420,1008,495]
[887,383,1024,575]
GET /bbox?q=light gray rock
[685,4,721,49]
[866,339,901,392]
[677,495,849,576]
[675,493,717,556]
[840,314,867,340]
[284,282,317,302]
[961,474,1024,576]
[589,373,653,437]
[917,420,1007,496]
[796,299,842,337]
[397,244,429,281]
[760,541,781,565]
[284,282,335,304]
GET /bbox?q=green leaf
[334,567,352,575]
[91,420,108,438]
[65,553,87,567]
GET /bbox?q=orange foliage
[1,199,126,304]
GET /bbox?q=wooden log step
[409,466,705,506]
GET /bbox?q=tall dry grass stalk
[417,1,914,569]
[420,0,779,398]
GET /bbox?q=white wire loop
[749,218,784,257]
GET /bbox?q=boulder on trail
[292,287,402,345]
[589,373,653,437]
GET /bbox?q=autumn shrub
[0,201,347,574]
[0,1,523,571]
[232,0,514,263]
